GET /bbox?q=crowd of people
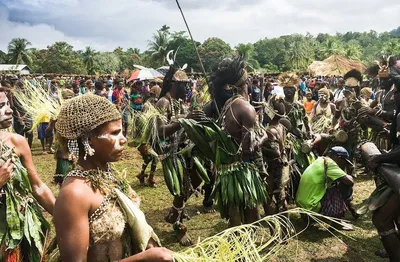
[0,53,399,261]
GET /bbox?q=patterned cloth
[320,185,347,218]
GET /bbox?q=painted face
[318,94,328,102]
[90,120,127,162]
[0,92,13,129]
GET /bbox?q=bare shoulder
[156,97,170,110]
[235,99,256,114]
[56,179,93,209]
[4,133,29,155]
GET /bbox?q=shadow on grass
[309,234,382,262]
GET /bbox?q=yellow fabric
[39,115,50,123]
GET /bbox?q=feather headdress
[277,72,298,88]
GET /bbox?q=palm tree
[383,39,400,55]
[7,38,32,66]
[0,50,7,64]
[147,30,170,66]
[318,38,345,59]
[82,46,96,74]
[235,43,260,72]
[344,42,362,60]
[286,41,312,71]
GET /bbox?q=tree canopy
[2,25,399,75]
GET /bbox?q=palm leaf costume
[0,143,49,262]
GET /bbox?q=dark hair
[95,81,103,90]
[210,56,246,109]
[135,81,143,87]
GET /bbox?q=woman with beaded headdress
[0,87,55,261]
[53,94,172,261]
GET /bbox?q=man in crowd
[296,146,355,229]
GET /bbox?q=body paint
[97,125,126,154]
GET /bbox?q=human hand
[311,134,322,146]
[187,110,207,122]
[140,247,174,262]
[0,159,14,188]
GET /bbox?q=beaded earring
[67,139,79,161]
[82,137,95,160]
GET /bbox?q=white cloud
[1,0,399,52]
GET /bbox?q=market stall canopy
[128,67,164,82]
[308,55,366,76]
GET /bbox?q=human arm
[330,103,338,127]
[156,98,181,139]
[309,102,318,120]
[339,175,354,186]
[327,158,354,186]
[370,146,400,166]
[54,183,91,261]
[13,134,55,214]
[120,248,173,262]
[45,119,57,137]
[238,101,257,161]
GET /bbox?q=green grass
[31,139,382,261]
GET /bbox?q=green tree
[383,38,400,55]
[286,40,310,71]
[344,40,362,60]
[0,50,7,64]
[318,38,345,59]
[7,38,32,66]
[253,38,286,71]
[168,32,201,71]
[148,29,170,66]
[82,46,96,74]
[40,42,86,74]
[93,52,121,74]
[198,37,232,72]
[235,43,260,72]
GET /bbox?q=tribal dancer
[335,69,363,163]
[366,57,397,150]
[280,73,314,175]
[155,60,207,246]
[182,57,268,227]
[280,73,310,139]
[0,90,55,261]
[53,95,172,261]
[310,87,337,134]
[262,96,289,215]
[361,63,400,262]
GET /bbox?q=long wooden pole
[174,0,220,116]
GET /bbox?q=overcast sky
[1,0,399,52]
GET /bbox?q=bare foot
[173,222,193,247]
[136,173,147,185]
[203,205,216,213]
[164,208,179,224]
[148,177,157,188]
[178,232,193,246]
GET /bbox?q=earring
[82,137,95,160]
[67,139,79,161]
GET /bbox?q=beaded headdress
[56,94,121,160]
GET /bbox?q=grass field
[30,139,384,261]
